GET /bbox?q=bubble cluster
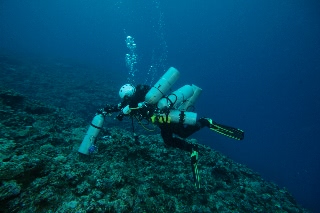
[124,1,168,85]
[145,64,157,85]
[144,10,168,85]
[125,36,138,83]
[126,36,136,51]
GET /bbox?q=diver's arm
[104,103,122,113]
[96,103,121,116]
[97,103,126,121]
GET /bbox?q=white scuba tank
[145,67,180,105]
[157,85,194,110]
[78,114,104,155]
[168,110,197,125]
[178,84,202,112]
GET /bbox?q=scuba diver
[78,67,244,188]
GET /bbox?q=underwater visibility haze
[1,0,320,212]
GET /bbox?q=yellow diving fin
[191,149,201,189]
[210,122,244,140]
[203,118,244,140]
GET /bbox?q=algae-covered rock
[0,162,24,180]
[0,180,21,201]
[0,138,16,161]
[0,89,25,109]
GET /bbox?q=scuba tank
[145,67,180,105]
[151,110,197,126]
[156,84,202,124]
[169,110,197,125]
[157,84,194,110]
[178,84,202,112]
[78,114,104,155]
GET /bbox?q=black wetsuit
[159,122,205,152]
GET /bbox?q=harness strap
[91,123,103,129]
[179,111,185,124]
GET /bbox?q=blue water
[1,0,320,212]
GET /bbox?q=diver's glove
[116,113,124,121]
[97,108,105,115]
[103,104,121,114]
[191,148,200,189]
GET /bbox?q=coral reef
[0,55,122,122]
[0,86,309,212]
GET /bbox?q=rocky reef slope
[0,88,308,212]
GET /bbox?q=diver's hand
[97,108,104,114]
[97,108,109,116]
[104,104,115,113]
[116,113,124,121]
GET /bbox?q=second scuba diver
[78,67,244,188]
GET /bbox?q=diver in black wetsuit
[80,67,244,188]
[98,83,244,188]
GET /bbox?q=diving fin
[210,122,244,140]
[191,149,200,189]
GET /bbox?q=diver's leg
[160,124,200,188]
[160,125,196,152]
[173,118,209,138]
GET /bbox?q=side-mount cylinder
[145,67,180,105]
[78,114,104,155]
[178,84,202,111]
[157,84,194,110]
